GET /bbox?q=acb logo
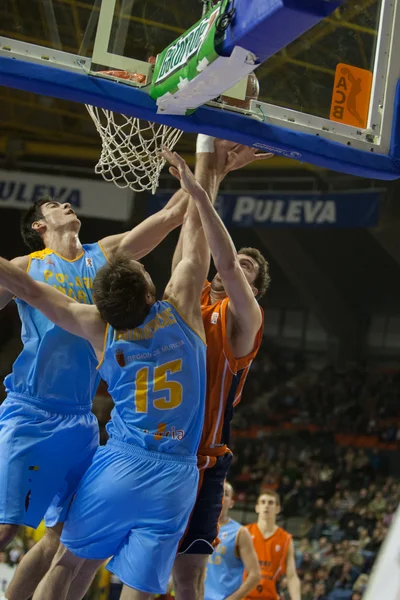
[330,63,373,129]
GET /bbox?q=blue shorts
[61,438,199,595]
[0,395,99,529]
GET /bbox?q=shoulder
[27,249,53,262]
[238,525,253,543]
[12,255,30,270]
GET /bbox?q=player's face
[211,254,259,296]
[220,482,235,520]
[255,494,280,518]
[38,201,81,233]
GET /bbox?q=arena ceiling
[0,0,380,174]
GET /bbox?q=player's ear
[275,503,281,516]
[251,284,258,297]
[32,219,46,235]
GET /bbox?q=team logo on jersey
[46,257,55,266]
[86,257,93,267]
[275,544,281,552]
[221,532,228,539]
[115,350,126,367]
[211,311,219,324]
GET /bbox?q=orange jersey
[244,524,292,600]
[199,282,263,460]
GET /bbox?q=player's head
[21,197,81,251]
[220,481,235,520]
[255,491,281,520]
[211,247,270,300]
[93,253,156,330]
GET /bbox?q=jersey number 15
[134,359,183,413]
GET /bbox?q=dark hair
[238,247,270,299]
[20,197,51,252]
[93,254,151,330]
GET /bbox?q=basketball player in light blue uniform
[0,193,188,600]
[205,482,261,600]
[0,149,213,600]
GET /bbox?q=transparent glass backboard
[1,0,399,175]
[0,0,383,121]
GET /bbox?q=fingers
[169,166,181,180]
[162,147,185,169]
[254,152,274,160]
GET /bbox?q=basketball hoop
[86,69,183,194]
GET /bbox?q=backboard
[0,0,400,180]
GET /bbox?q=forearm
[0,257,39,301]
[287,574,301,600]
[171,142,222,273]
[228,570,261,600]
[0,286,14,310]
[192,186,237,273]
[119,191,187,258]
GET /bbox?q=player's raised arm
[0,257,105,353]
[170,137,272,274]
[166,148,262,339]
[99,189,188,260]
[162,151,211,339]
[0,256,30,310]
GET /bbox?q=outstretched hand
[162,148,208,200]
[215,139,273,176]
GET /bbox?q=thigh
[179,453,232,555]
[107,452,199,595]
[44,415,99,528]
[0,402,67,528]
[0,403,99,529]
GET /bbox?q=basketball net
[86,71,183,194]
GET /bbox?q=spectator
[313,582,328,600]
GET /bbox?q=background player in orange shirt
[244,491,301,600]
[171,136,272,600]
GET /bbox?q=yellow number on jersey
[135,359,183,413]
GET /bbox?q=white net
[86,105,183,194]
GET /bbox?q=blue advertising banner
[149,191,381,228]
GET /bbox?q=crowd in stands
[237,357,400,443]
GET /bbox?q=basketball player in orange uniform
[244,492,301,600]
[171,135,272,600]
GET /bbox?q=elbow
[250,565,261,586]
[217,257,240,279]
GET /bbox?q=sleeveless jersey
[244,524,292,600]
[99,299,206,456]
[5,244,107,413]
[200,282,263,456]
[205,518,244,600]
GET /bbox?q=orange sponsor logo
[330,64,372,128]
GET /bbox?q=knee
[0,524,19,550]
[51,544,85,573]
[40,526,63,559]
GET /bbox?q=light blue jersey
[0,242,107,528]
[61,299,206,593]
[5,243,107,413]
[99,299,206,456]
[205,519,244,600]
